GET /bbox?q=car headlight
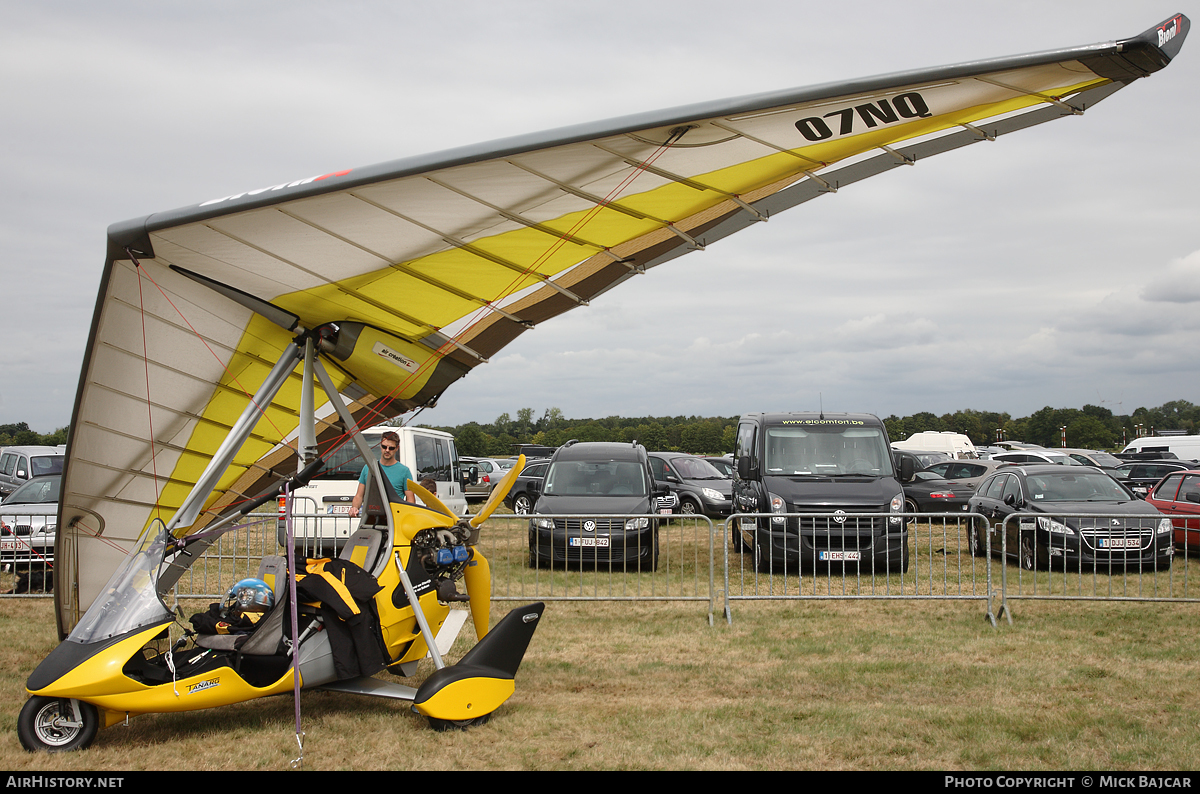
[890,492,904,526]
[769,493,786,524]
[1158,518,1173,535]
[1036,516,1075,535]
[624,517,650,530]
[702,488,725,502]
[532,517,555,530]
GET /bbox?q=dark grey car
[968,465,1173,570]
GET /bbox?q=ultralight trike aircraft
[20,317,544,751]
[21,13,1188,753]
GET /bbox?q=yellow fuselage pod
[374,501,457,665]
[26,622,298,725]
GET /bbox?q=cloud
[1141,250,1200,304]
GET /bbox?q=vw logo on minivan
[833,510,848,524]
[583,520,597,532]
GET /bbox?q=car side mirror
[736,457,756,479]
[899,456,915,483]
[654,483,669,498]
[528,480,541,495]
[1003,493,1019,507]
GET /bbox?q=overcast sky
[3,1,1198,434]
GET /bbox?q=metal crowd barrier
[993,511,1198,621]
[8,508,1198,632]
[476,513,719,624]
[723,512,998,625]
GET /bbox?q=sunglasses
[380,444,397,451]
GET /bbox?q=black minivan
[732,413,913,573]
[527,441,668,570]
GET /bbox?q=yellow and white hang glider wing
[57,15,1189,635]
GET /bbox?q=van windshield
[315,433,382,480]
[765,426,895,477]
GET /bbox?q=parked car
[901,470,974,516]
[990,450,1083,467]
[460,457,510,501]
[701,456,735,478]
[527,441,667,570]
[504,459,550,514]
[921,459,1008,492]
[967,465,1173,570]
[0,474,59,568]
[648,453,733,518]
[1116,460,1195,498]
[892,448,952,478]
[0,447,64,498]
[1060,448,1125,470]
[1144,470,1200,552]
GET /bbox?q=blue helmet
[221,578,274,618]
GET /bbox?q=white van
[277,424,468,554]
[890,432,978,460]
[1120,435,1200,462]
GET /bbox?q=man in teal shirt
[349,430,415,516]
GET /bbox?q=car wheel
[1020,534,1041,571]
[730,525,746,552]
[18,697,99,753]
[427,713,492,732]
[753,541,776,574]
[969,522,986,558]
[678,498,699,516]
[513,494,532,515]
[904,498,918,526]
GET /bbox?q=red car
[1145,470,1200,553]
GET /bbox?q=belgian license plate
[569,537,609,548]
[819,550,861,561]
[328,504,352,515]
[1,539,27,551]
[1100,538,1140,548]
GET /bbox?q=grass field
[3,592,1199,771]
[4,509,1197,770]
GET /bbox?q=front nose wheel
[18,697,99,752]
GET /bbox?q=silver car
[461,457,510,501]
[0,474,58,568]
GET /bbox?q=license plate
[569,537,609,548]
[1,539,28,551]
[819,550,861,561]
[1100,538,1141,549]
[328,504,352,515]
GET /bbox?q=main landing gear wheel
[427,713,492,732]
[18,697,99,752]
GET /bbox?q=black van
[527,441,667,570]
[732,413,913,572]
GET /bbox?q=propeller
[406,479,457,521]
[470,455,526,528]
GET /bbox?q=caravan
[891,431,978,460]
[1120,435,1200,462]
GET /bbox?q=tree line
[7,399,1196,459]
[0,422,68,448]
[427,400,1200,458]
